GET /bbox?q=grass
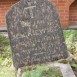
[22,65,63,77]
[0,33,15,77]
[63,30,77,53]
[0,66,16,77]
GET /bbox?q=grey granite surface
[6,0,68,69]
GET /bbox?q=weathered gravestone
[6,0,68,69]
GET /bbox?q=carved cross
[26,2,36,18]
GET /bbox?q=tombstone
[6,0,68,69]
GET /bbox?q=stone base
[51,63,76,77]
[0,27,7,32]
[69,25,77,29]
[17,60,76,77]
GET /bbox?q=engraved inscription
[27,2,36,18]
[6,0,68,69]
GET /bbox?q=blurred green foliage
[0,66,16,77]
[63,30,77,53]
[0,33,12,67]
[22,65,63,77]
[0,33,16,77]
[63,30,77,73]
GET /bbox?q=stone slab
[6,0,68,69]
[51,63,76,77]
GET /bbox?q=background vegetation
[0,33,16,77]
[64,30,77,54]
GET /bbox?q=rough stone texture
[51,63,76,77]
[6,0,68,69]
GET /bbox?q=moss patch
[22,65,63,77]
